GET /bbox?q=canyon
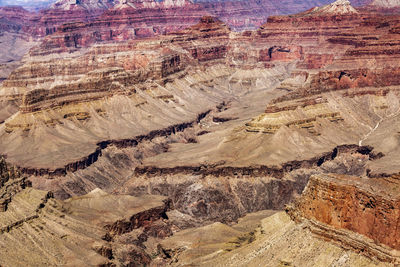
[0,0,400,266]
[0,0,380,80]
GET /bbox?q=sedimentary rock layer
[1,1,400,266]
[288,173,400,263]
[158,211,390,266]
[0,184,173,266]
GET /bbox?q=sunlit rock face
[290,174,400,251]
[194,0,374,30]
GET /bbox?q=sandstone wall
[290,173,400,253]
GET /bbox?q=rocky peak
[305,0,358,16]
[50,0,116,11]
[112,0,191,10]
[113,0,137,9]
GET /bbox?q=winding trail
[358,118,383,146]
[359,106,400,146]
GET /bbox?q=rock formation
[0,184,174,266]
[0,7,39,80]
[50,0,117,11]
[0,0,54,11]
[196,0,373,30]
[288,173,400,263]
[166,211,393,266]
[0,0,400,266]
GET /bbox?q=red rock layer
[0,5,101,38]
[26,0,118,37]
[289,174,400,252]
[197,0,373,30]
[30,8,103,37]
[29,3,209,55]
[247,7,400,103]
[1,16,230,115]
[0,6,33,35]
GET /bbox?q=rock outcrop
[30,0,208,47]
[196,0,372,30]
[50,0,117,11]
[157,211,392,266]
[307,0,359,15]
[288,173,400,263]
[0,184,174,266]
[0,7,39,80]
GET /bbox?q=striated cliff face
[169,211,393,266]
[3,0,400,192]
[0,7,39,80]
[196,0,374,30]
[3,1,400,192]
[50,0,117,11]
[0,6,32,33]
[0,16,234,172]
[0,157,29,212]
[251,0,400,104]
[27,1,209,54]
[0,154,176,267]
[0,186,175,266]
[0,0,382,83]
[26,0,209,40]
[288,174,400,263]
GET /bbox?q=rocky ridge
[288,173,400,263]
[0,157,175,266]
[306,0,359,15]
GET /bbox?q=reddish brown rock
[259,46,303,62]
[197,0,372,31]
[0,6,33,35]
[30,0,208,55]
[289,173,400,252]
[300,53,334,69]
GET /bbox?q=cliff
[197,0,373,30]
[0,7,39,80]
[28,0,208,53]
[288,173,400,263]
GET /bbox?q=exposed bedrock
[28,2,210,55]
[288,173,400,263]
[0,185,175,266]
[17,110,210,177]
[0,7,40,80]
[196,0,373,31]
[0,157,30,212]
[115,144,376,223]
[0,152,176,266]
[2,1,400,265]
[104,198,172,237]
[121,172,311,224]
[277,68,400,102]
[134,144,376,178]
